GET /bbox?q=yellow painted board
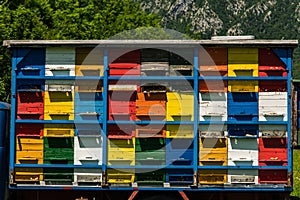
[16,137,43,151]
[108,139,135,151]
[44,91,74,103]
[75,65,104,76]
[228,64,259,77]
[166,93,194,121]
[228,80,259,92]
[166,125,194,138]
[167,92,194,100]
[15,168,43,182]
[199,152,228,166]
[44,91,74,117]
[44,124,74,137]
[16,151,43,164]
[108,151,135,166]
[228,48,258,77]
[198,170,227,184]
[107,169,135,184]
[199,138,227,152]
[44,112,74,120]
[228,48,258,62]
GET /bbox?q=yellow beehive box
[107,169,135,184]
[199,138,227,153]
[166,92,194,121]
[44,124,74,137]
[198,170,227,185]
[75,47,104,76]
[15,168,43,183]
[228,80,259,92]
[108,151,135,166]
[228,48,258,77]
[44,91,74,118]
[16,151,43,164]
[108,139,135,151]
[75,65,104,77]
[199,153,227,166]
[199,138,227,166]
[166,125,194,138]
[16,137,43,151]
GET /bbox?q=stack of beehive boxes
[44,48,75,185]
[258,48,288,184]
[12,45,289,187]
[107,50,139,186]
[15,49,45,184]
[74,48,103,186]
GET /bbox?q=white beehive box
[46,47,75,76]
[199,125,228,138]
[45,80,75,92]
[228,138,258,166]
[259,125,287,137]
[228,169,258,184]
[73,168,102,186]
[74,136,103,165]
[259,92,287,121]
[199,92,227,121]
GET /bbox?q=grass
[291,149,300,197]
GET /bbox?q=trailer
[2,38,299,200]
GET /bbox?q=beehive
[7,40,296,191]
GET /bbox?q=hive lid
[0,102,10,110]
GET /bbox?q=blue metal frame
[102,48,109,178]
[9,49,18,180]
[286,48,293,177]
[193,47,199,186]
[8,44,295,192]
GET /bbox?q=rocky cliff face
[134,0,299,39]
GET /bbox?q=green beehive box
[135,169,166,186]
[44,137,74,164]
[135,138,165,165]
[44,168,74,185]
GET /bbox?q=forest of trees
[0,0,161,102]
[0,0,299,102]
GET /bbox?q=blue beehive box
[74,92,104,121]
[228,124,259,137]
[228,92,258,121]
[15,48,45,77]
[166,138,193,166]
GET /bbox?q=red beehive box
[259,81,287,92]
[259,138,287,166]
[199,48,228,77]
[109,63,140,76]
[109,102,136,121]
[107,124,135,139]
[16,124,43,137]
[108,89,137,121]
[110,49,140,63]
[17,91,44,118]
[259,48,288,77]
[259,169,288,184]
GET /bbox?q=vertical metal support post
[102,48,109,186]
[9,49,18,185]
[287,48,293,186]
[192,47,199,187]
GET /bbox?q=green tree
[0,0,161,102]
